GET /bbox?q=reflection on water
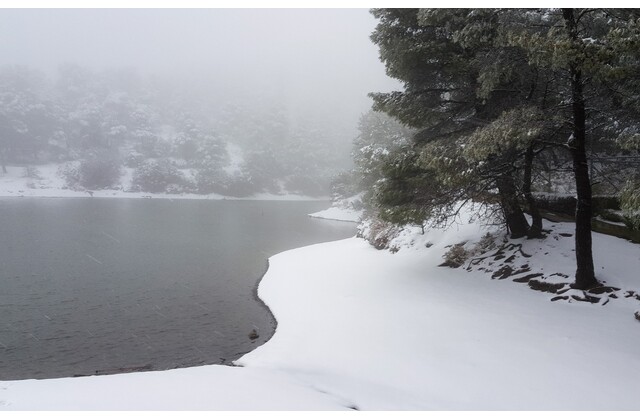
[0,198,355,380]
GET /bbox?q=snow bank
[309,194,364,222]
[1,208,639,410]
[0,365,347,410]
[308,206,362,222]
[239,218,640,410]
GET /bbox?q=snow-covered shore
[308,206,362,223]
[308,194,363,222]
[0,164,327,201]
[1,207,639,410]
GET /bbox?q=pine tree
[505,8,640,288]
[369,9,541,237]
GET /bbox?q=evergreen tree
[370,9,540,237]
[505,8,640,288]
[370,8,640,288]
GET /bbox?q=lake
[0,198,356,380]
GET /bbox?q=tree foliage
[367,8,640,289]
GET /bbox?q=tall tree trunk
[496,173,530,238]
[563,8,599,290]
[523,144,543,238]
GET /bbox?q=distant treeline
[0,64,350,196]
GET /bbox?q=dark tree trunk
[523,144,543,238]
[496,173,530,238]
[563,8,599,290]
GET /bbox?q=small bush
[79,157,122,190]
[60,157,121,190]
[195,166,229,195]
[58,162,80,187]
[357,218,402,250]
[442,243,470,268]
[473,232,497,255]
[131,159,185,193]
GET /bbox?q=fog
[0,8,402,197]
[0,8,397,130]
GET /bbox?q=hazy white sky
[0,8,400,127]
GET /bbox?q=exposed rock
[512,273,544,283]
[492,265,513,279]
[589,285,621,295]
[528,280,568,294]
[571,294,601,304]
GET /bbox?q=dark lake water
[0,198,356,381]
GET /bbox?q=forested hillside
[0,64,351,197]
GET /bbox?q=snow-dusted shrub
[57,161,80,188]
[78,157,122,190]
[60,157,121,190]
[195,166,229,195]
[473,232,497,255]
[441,243,470,268]
[358,218,403,250]
[131,159,185,193]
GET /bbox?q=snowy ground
[1,206,639,410]
[0,164,327,201]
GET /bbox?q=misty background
[0,8,399,196]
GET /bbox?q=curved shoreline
[2,209,639,409]
[243,258,278,365]
[0,199,349,383]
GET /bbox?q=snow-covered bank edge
[0,164,328,201]
[308,207,362,223]
[0,188,328,202]
[308,194,364,222]
[2,209,640,409]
